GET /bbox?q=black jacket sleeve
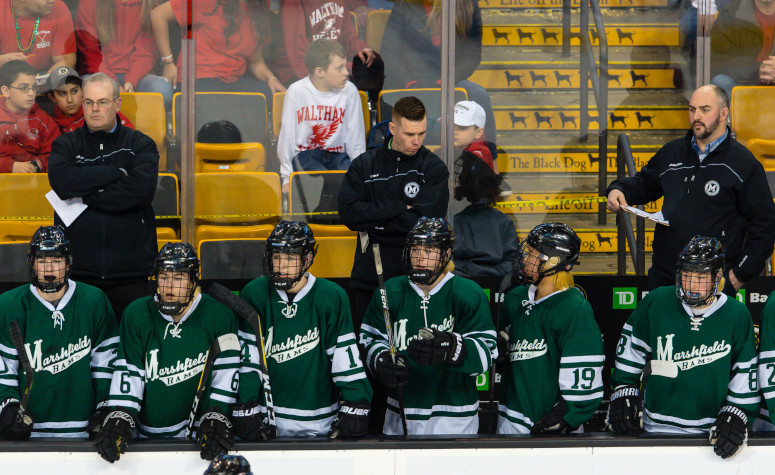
[338,154,408,231]
[606,149,665,205]
[81,134,159,212]
[734,159,775,280]
[47,135,124,199]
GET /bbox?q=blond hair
[542,256,574,291]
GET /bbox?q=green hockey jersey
[106,294,240,438]
[238,275,371,437]
[497,285,604,434]
[756,291,775,425]
[0,281,118,437]
[612,286,759,434]
[360,273,497,435]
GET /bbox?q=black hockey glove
[709,406,748,459]
[94,410,136,463]
[0,398,33,440]
[230,401,272,441]
[329,400,370,439]
[374,351,409,388]
[197,408,234,461]
[606,385,640,434]
[86,401,109,440]
[407,327,467,367]
[495,331,510,366]
[531,398,571,435]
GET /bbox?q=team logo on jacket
[265,326,320,363]
[144,349,207,386]
[26,335,91,374]
[704,180,720,197]
[26,128,39,140]
[508,338,547,361]
[655,333,730,371]
[404,182,420,198]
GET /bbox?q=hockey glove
[0,398,33,440]
[197,408,234,461]
[495,331,510,366]
[407,327,467,367]
[86,401,109,440]
[230,401,272,441]
[94,410,136,463]
[329,400,370,439]
[531,398,571,435]
[709,406,748,459]
[606,385,640,434]
[374,351,409,388]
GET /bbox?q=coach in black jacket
[338,96,449,329]
[48,73,159,317]
[607,84,775,293]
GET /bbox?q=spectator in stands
[45,66,134,134]
[278,0,381,86]
[338,95,448,332]
[710,0,775,95]
[0,60,60,173]
[151,0,285,99]
[0,0,76,73]
[451,150,518,278]
[278,39,365,192]
[379,0,496,144]
[48,73,159,318]
[606,84,775,293]
[76,0,174,106]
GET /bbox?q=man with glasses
[48,72,159,319]
[0,59,59,173]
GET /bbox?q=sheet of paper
[45,190,87,227]
[621,205,669,226]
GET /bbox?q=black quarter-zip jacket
[607,128,775,282]
[338,141,449,292]
[48,117,159,280]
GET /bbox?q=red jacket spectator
[281,0,369,80]
[0,0,76,72]
[50,105,134,134]
[0,99,60,172]
[75,0,157,88]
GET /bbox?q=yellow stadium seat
[0,174,53,241]
[288,171,348,227]
[731,86,775,170]
[0,241,29,281]
[198,238,266,280]
[119,92,167,170]
[367,10,391,53]
[308,236,357,278]
[273,91,370,142]
[195,142,266,173]
[173,92,268,146]
[194,172,281,246]
[157,227,177,241]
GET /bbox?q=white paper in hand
[621,205,669,226]
[45,190,87,227]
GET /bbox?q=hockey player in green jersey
[95,243,240,462]
[609,236,759,459]
[757,284,775,428]
[360,217,497,435]
[234,221,372,439]
[496,223,604,435]
[0,226,119,440]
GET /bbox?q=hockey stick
[184,333,240,439]
[207,283,277,436]
[373,243,409,436]
[483,273,514,433]
[8,321,33,426]
[635,359,678,423]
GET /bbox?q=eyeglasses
[8,84,38,94]
[83,98,116,109]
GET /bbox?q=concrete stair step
[496,150,653,173]
[495,191,662,214]
[483,24,679,47]
[514,228,655,252]
[470,66,678,90]
[481,45,687,65]
[480,0,669,10]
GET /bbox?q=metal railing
[616,134,646,275]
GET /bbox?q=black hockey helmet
[675,235,725,307]
[204,454,252,475]
[28,225,71,293]
[153,242,200,316]
[264,221,317,291]
[403,217,454,285]
[514,222,580,285]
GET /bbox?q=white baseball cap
[454,100,486,128]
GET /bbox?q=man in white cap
[46,66,133,134]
